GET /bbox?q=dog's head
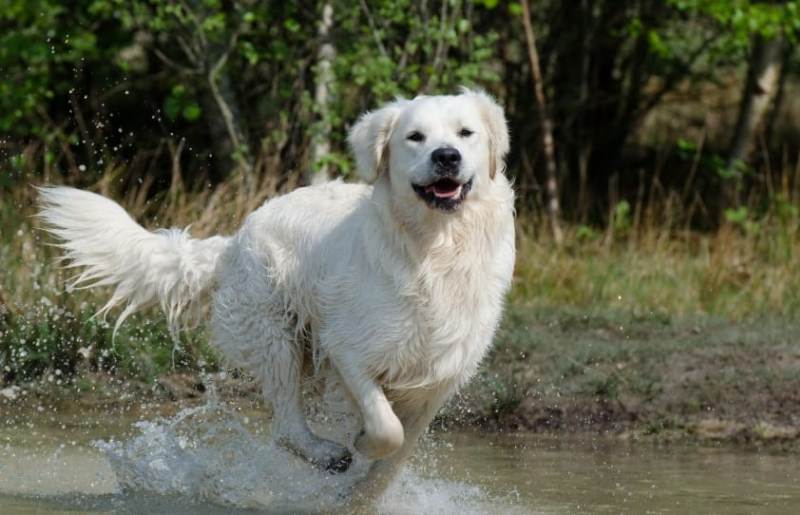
[348,89,509,214]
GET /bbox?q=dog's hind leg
[212,288,352,473]
[257,330,352,473]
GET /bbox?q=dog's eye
[407,131,425,142]
[459,128,474,138]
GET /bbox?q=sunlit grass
[512,217,800,320]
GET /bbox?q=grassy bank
[2,180,799,443]
[452,306,800,445]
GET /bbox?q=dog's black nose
[431,147,461,169]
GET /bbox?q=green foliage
[724,205,749,225]
[335,0,500,102]
[1,300,212,383]
[670,0,800,42]
[2,0,798,215]
[612,201,632,236]
[165,85,202,122]
[0,0,115,134]
[575,224,599,242]
[0,0,504,183]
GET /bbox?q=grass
[512,216,800,319]
[1,173,799,441]
[450,304,800,443]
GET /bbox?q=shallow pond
[0,402,798,514]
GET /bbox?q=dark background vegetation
[2,0,799,224]
[1,1,799,436]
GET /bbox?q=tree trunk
[576,0,592,223]
[764,45,793,151]
[521,0,563,244]
[307,2,336,186]
[724,34,784,212]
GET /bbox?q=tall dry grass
[515,167,800,319]
[513,222,800,319]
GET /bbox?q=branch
[209,29,240,77]
[179,0,209,50]
[359,0,388,58]
[153,47,201,74]
[175,35,202,67]
[422,0,452,92]
[207,28,252,179]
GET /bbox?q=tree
[307,2,335,186]
[520,0,562,244]
[725,34,784,211]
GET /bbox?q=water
[1,400,798,514]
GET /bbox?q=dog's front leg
[332,358,404,460]
[349,384,454,503]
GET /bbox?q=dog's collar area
[411,177,473,212]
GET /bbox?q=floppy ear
[347,99,407,183]
[462,88,509,179]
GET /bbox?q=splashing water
[94,386,362,511]
[90,384,525,514]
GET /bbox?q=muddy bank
[446,307,800,447]
[3,308,799,448]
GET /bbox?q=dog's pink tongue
[426,180,461,199]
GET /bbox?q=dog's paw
[295,436,353,474]
[324,451,353,474]
[353,418,404,460]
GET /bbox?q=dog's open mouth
[412,177,473,212]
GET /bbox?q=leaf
[182,103,201,121]
[724,207,748,225]
[284,18,300,33]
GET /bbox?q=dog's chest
[374,249,509,388]
[316,202,515,389]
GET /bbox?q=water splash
[91,381,525,513]
[94,385,359,510]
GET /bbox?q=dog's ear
[348,99,407,183]
[462,88,509,180]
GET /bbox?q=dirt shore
[3,307,799,449]
[446,307,800,449]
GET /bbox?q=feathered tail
[37,186,230,336]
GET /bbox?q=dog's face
[348,90,509,214]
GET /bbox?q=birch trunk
[521,0,563,245]
[724,35,784,211]
[307,2,336,186]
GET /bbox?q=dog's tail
[37,186,231,336]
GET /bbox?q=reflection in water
[430,433,800,514]
[1,404,798,514]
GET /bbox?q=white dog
[39,89,515,499]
